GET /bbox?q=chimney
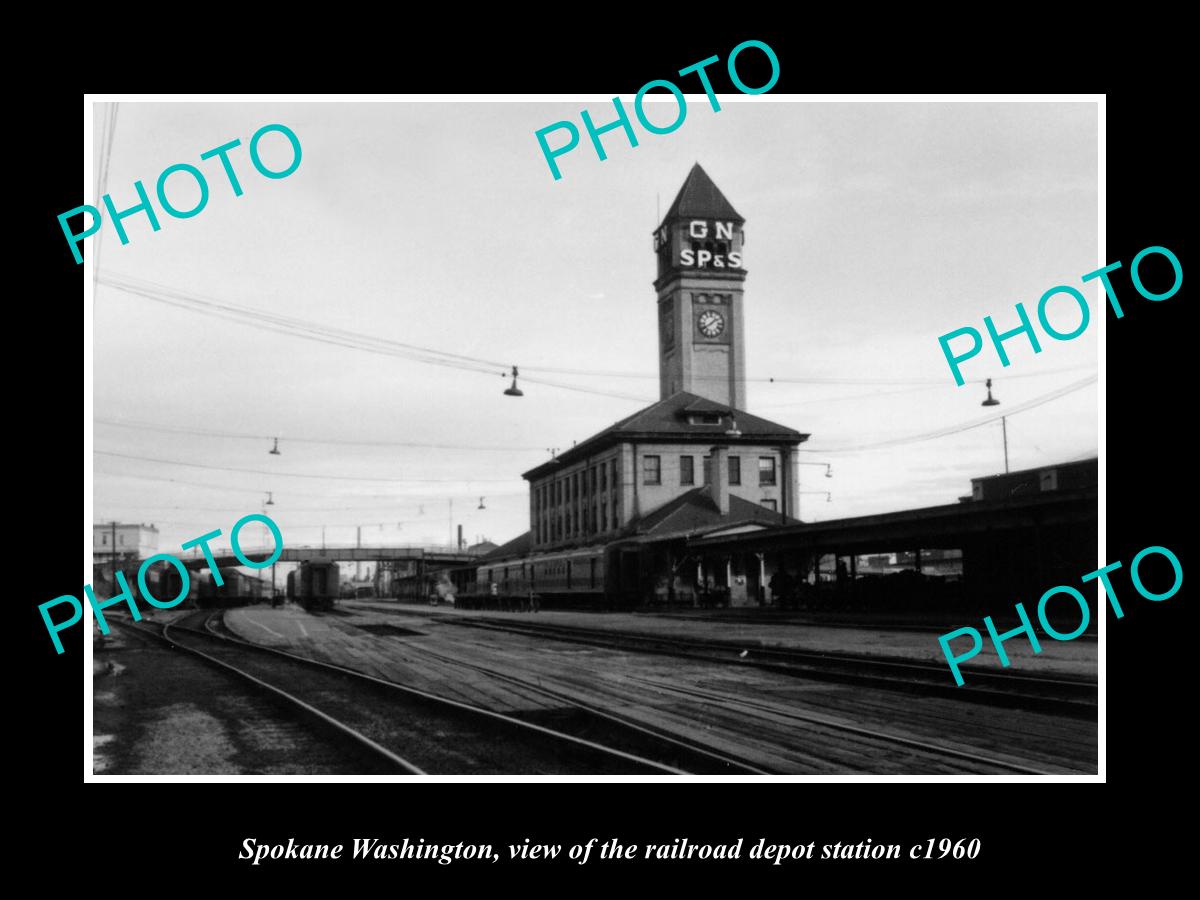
[710,445,730,516]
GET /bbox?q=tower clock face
[697,310,726,338]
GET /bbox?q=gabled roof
[523,391,807,479]
[481,491,798,563]
[633,488,798,540]
[660,163,744,225]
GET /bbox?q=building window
[102,534,108,545]
[703,455,711,485]
[601,497,608,531]
[643,455,661,485]
[759,457,777,486]
[680,455,694,485]
[601,464,607,492]
[761,499,778,512]
[118,535,125,546]
[729,456,741,486]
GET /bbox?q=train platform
[226,599,1098,681]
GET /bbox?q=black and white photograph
[82,97,1102,778]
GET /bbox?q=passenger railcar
[134,565,264,609]
[147,564,200,608]
[458,542,643,609]
[287,559,339,612]
[198,569,265,608]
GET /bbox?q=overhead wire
[97,272,1092,395]
[93,103,118,264]
[98,273,652,403]
[801,374,1097,453]
[94,417,548,452]
[524,361,1095,386]
[95,496,527,514]
[96,450,524,484]
[93,468,528,501]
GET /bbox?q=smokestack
[457,524,464,550]
[710,445,730,516]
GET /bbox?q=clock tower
[653,163,748,411]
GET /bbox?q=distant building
[970,458,1098,502]
[93,522,158,565]
[467,540,499,556]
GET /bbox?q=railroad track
[107,616,416,774]
[622,675,1060,775]
[436,615,1097,717]
[380,637,772,774]
[374,629,1060,775]
[641,610,1097,641]
[118,611,740,775]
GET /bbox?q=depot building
[467,165,813,607]
[445,164,1098,612]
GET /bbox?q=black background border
[21,25,1189,885]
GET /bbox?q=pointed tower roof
[661,163,744,225]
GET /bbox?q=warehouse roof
[476,530,531,563]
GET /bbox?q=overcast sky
[91,100,1099,555]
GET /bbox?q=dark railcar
[393,545,643,610]
[465,544,631,610]
[287,560,340,612]
[196,569,264,608]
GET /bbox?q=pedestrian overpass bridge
[178,544,477,571]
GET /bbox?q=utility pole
[110,520,118,589]
[1001,415,1010,474]
[981,380,1008,473]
